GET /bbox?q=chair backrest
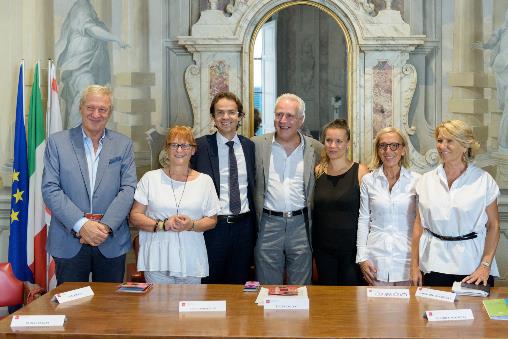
[0,262,23,307]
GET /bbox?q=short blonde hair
[79,85,113,111]
[369,127,410,169]
[435,120,480,162]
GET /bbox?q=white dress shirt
[264,134,305,212]
[216,132,249,215]
[72,128,105,232]
[356,166,420,282]
[416,164,500,276]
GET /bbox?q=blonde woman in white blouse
[411,120,500,287]
[356,127,420,285]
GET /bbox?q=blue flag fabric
[8,63,33,282]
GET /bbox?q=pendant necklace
[168,168,189,215]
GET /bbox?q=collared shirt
[216,132,249,215]
[72,128,105,232]
[416,164,500,276]
[356,166,420,282]
[264,133,305,212]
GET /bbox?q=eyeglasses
[215,110,239,118]
[168,143,195,151]
[274,112,298,121]
[85,106,109,114]
[378,143,401,151]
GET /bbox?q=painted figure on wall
[474,9,508,152]
[56,0,128,128]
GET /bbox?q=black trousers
[54,244,126,285]
[314,249,364,286]
[423,271,495,287]
[202,215,255,284]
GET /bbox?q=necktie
[226,141,241,215]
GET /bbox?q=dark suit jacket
[191,132,256,218]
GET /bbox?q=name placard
[11,315,66,328]
[367,288,410,299]
[53,286,94,304]
[179,300,226,312]
[425,309,474,322]
[415,287,456,303]
[263,297,309,310]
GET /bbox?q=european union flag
[8,62,33,282]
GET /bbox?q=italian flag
[27,62,47,290]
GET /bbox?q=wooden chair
[126,235,145,283]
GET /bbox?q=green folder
[483,298,508,320]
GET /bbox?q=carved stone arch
[178,0,431,170]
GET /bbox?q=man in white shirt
[191,92,256,284]
[252,93,322,285]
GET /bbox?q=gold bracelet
[191,221,196,231]
[481,261,491,268]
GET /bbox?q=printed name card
[179,300,226,312]
[263,297,309,310]
[415,287,456,303]
[53,286,94,304]
[425,309,474,322]
[11,315,66,328]
[367,288,410,299]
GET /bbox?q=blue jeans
[53,244,125,285]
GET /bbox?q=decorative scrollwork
[360,0,375,15]
[424,149,440,166]
[401,63,417,136]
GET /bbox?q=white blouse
[356,166,420,282]
[416,164,500,276]
[134,169,220,277]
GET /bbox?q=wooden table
[0,283,507,338]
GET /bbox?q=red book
[267,285,299,296]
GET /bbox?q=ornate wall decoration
[372,61,393,135]
[209,60,230,101]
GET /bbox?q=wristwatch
[157,219,165,231]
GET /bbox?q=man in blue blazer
[191,92,256,284]
[42,85,137,284]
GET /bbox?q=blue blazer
[191,132,256,218]
[42,126,137,259]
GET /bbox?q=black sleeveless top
[312,162,360,254]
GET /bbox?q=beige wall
[0,0,54,186]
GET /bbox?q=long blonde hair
[368,127,410,170]
[315,119,350,178]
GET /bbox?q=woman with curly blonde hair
[312,119,368,285]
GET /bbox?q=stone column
[112,0,156,176]
[447,0,488,148]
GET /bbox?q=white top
[73,129,105,232]
[356,166,421,282]
[216,132,249,215]
[264,134,305,212]
[416,164,500,276]
[134,169,220,277]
